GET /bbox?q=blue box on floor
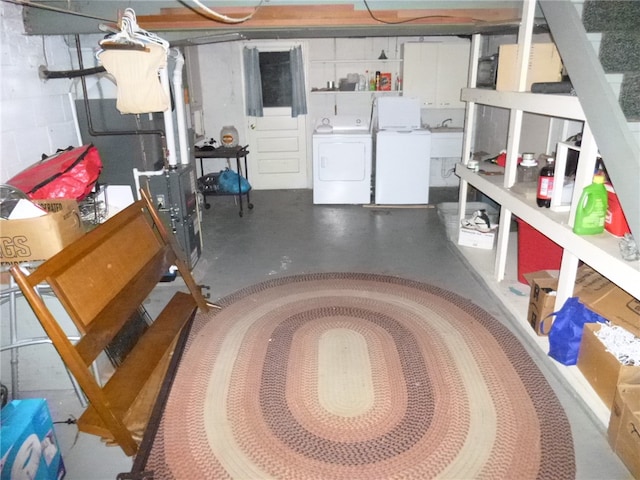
[1,398,66,480]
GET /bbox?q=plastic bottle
[517,152,538,183]
[536,157,555,208]
[573,173,608,235]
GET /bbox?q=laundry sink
[429,126,464,133]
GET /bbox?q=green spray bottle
[572,173,608,235]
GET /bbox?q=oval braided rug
[143,273,575,479]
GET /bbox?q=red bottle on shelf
[536,157,555,208]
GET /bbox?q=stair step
[582,0,640,32]
[628,122,640,147]
[586,32,602,56]
[620,72,640,120]
[606,73,624,100]
[599,32,640,73]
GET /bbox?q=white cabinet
[402,42,470,108]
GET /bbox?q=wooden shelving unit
[455,0,640,426]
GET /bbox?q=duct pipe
[160,65,177,167]
[170,48,190,166]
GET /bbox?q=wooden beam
[137,5,520,31]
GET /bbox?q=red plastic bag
[7,145,102,201]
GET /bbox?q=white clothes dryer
[312,116,372,205]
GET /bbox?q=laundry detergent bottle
[573,173,608,235]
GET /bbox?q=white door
[244,42,309,190]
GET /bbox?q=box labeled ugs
[0,199,85,265]
[1,398,66,480]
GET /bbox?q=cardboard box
[523,270,558,336]
[576,323,640,409]
[458,227,496,250]
[575,265,640,338]
[0,199,84,265]
[608,383,640,479]
[496,43,563,91]
[523,265,639,337]
[0,398,66,480]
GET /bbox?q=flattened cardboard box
[608,383,640,479]
[576,265,640,338]
[0,199,85,265]
[576,323,640,410]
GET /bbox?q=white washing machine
[312,116,373,204]
[374,97,431,205]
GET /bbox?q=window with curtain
[243,45,307,117]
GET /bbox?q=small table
[194,145,254,217]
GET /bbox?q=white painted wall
[195,35,469,181]
[0,2,81,183]
[1,3,106,395]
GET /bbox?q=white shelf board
[461,88,586,121]
[451,231,612,427]
[311,59,402,64]
[456,164,640,299]
[310,90,401,95]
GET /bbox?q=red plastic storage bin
[516,218,564,284]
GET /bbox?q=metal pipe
[170,48,190,166]
[39,65,105,80]
[160,65,177,167]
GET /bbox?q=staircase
[539,0,640,243]
[581,0,640,123]
[577,0,640,177]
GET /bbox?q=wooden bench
[10,189,210,456]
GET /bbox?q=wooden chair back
[10,189,209,455]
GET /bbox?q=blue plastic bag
[218,168,251,194]
[548,297,606,365]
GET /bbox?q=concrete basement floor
[12,188,632,479]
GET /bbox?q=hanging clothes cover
[7,145,103,201]
[98,43,169,114]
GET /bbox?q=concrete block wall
[1,2,83,397]
[0,2,80,183]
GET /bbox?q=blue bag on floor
[218,168,251,194]
[548,297,606,366]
